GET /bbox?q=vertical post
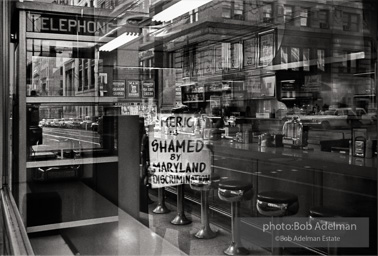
[231,201,239,244]
[201,190,208,227]
[271,217,283,255]
[195,189,217,239]
[171,184,191,225]
[118,116,145,222]
[224,201,249,255]
[0,0,5,189]
[13,9,28,225]
[152,187,170,214]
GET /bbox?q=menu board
[259,30,275,66]
[244,37,257,68]
[261,76,276,97]
[126,80,140,98]
[142,82,155,98]
[112,80,125,98]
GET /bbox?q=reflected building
[141,0,376,120]
[1,0,377,255]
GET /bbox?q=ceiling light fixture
[99,32,140,52]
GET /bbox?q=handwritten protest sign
[149,114,212,188]
[149,138,211,188]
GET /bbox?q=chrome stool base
[224,242,249,255]
[153,188,170,214]
[195,226,218,239]
[218,180,253,256]
[171,185,191,225]
[152,205,170,214]
[171,213,192,225]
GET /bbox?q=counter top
[149,132,377,180]
[210,139,377,180]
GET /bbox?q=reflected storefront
[0,0,377,255]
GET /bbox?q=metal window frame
[1,188,34,255]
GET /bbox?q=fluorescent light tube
[99,32,140,52]
[152,0,212,22]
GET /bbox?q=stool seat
[257,191,299,217]
[256,191,299,255]
[257,191,298,204]
[190,174,221,191]
[218,180,253,202]
[218,180,253,191]
[310,206,358,218]
[309,206,355,256]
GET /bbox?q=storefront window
[7,0,378,255]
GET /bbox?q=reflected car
[65,118,73,128]
[50,119,60,127]
[44,119,54,127]
[72,118,82,129]
[80,116,98,130]
[291,108,372,129]
[38,119,46,127]
[66,118,82,129]
[58,118,66,128]
[91,121,98,131]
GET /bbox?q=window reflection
[15,0,378,255]
[27,40,105,97]
[27,104,122,161]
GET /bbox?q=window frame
[283,5,294,24]
[318,9,329,29]
[343,12,359,32]
[300,7,310,27]
[222,0,245,20]
[262,2,273,23]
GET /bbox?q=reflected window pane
[27,39,108,97]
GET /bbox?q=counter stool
[218,180,253,255]
[152,188,170,214]
[309,206,357,255]
[190,174,221,239]
[171,184,192,225]
[256,191,299,255]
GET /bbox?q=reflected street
[41,127,101,151]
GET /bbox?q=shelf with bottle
[181,82,205,104]
[206,88,231,93]
[205,82,231,92]
[183,92,204,103]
